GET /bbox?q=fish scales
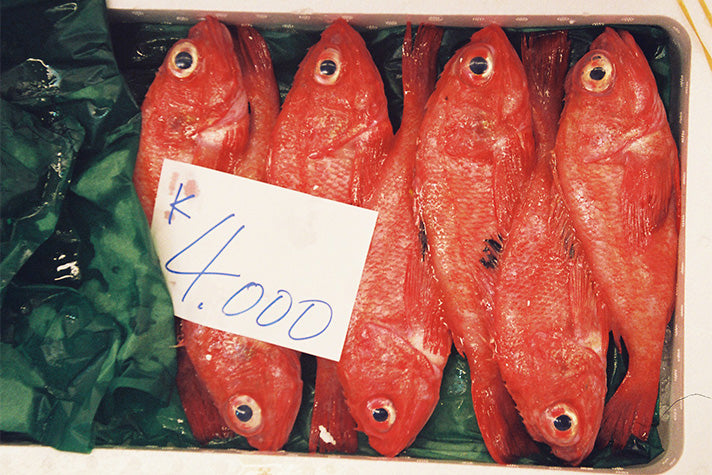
[554,28,679,450]
[414,24,538,464]
[337,24,451,457]
[267,19,393,453]
[133,17,301,451]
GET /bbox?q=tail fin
[521,31,570,156]
[309,358,358,453]
[228,25,280,180]
[401,23,443,123]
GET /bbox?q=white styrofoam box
[3,0,711,473]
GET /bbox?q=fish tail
[521,30,570,156]
[402,23,443,120]
[597,349,664,449]
[229,25,280,181]
[467,350,539,463]
[235,25,278,95]
[309,358,358,453]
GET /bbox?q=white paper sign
[151,159,377,361]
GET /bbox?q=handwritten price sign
[151,160,377,361]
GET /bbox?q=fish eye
[469,56,489,75]
[366,397,396,433]
[314,48,342,85]
[168,41,199,78]
[235,404,253,422]
[320,59,338,76]
[461,45,494,84]
[553,414,572,432]
[543,403,579,445]
[174,51,193,70]
[581,53,614,93]
[228,394,263,435]
[372,407,389,422]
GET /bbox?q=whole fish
[337,24,451,457]
[133,18,301,450]
[414,24,538,463]
[492,32,608,465]
[267,19,393,453]
[133,16,249,223]
[554,28,679,450]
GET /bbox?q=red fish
[337,24,451,457]
[134,19,301,450]
[554,28,679,450]
[414,24,538,463]
[492,32,608,465]
[267,19,393,453]
[133,16,249,223]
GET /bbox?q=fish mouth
[552,445,592,466]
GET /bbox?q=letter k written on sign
[169,182,195,224]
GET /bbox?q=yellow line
[699,0,712,27]
[677,0,712,71]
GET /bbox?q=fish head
[274,19,390,158]
[338,323,442,457]
[507,333,606,465]
[429,24,531,142]
[560,27,663,162]
[183,323,303,451]
[142,16,248,152]
[215,344,303,451]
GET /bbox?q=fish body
[134,19,301,450]
[133,16,249,222]
[267,19,393,453]
[493,161,607,466]
[337,24,451,457]
[554,28,678,449]
[493,33,607,466]
[414,24,537,463]
[175,346,235,443]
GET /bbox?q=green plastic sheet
[1,0,175,452]
[2,0,672,468]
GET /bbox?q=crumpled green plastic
[2,1,671,468]
[1,0,175,452]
